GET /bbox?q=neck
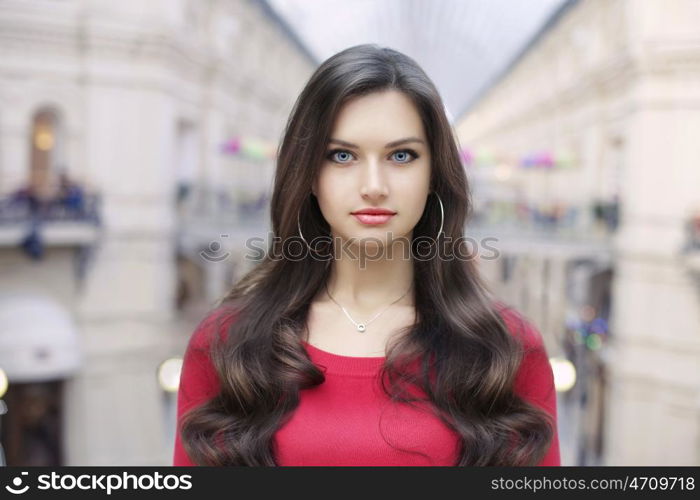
[324,238,414,315]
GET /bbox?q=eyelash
[325,148,420,165]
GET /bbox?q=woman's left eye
[391,149,419,163]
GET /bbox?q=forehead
[329,90,426,144]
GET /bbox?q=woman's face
[313,90,432,251]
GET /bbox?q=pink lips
[351,208,396,225]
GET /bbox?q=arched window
[28,108,64,201]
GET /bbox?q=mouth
[350,208,397,225]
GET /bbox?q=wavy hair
[179,43,554,465]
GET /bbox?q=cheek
[315,171,346,217]
[397,167,431,221]
[402,200,429,229]
[396,162,431,193]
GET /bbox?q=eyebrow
[328,137,425,149]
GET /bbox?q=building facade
[0,0,315,465]
[457,0,700,465]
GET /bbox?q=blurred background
[0,0,698,466]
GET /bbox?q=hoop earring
[433,191,445,240]
[297,209,309,245]
[297,197,331,256]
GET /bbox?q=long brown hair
[179,43,554,465]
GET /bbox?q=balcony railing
[0,191,101,225]
[0,190,102,250]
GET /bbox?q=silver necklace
[324,281,412,332]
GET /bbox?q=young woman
[173,44,560,466]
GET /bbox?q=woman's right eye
[326,149,355,163]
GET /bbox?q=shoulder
[187,305,241,353]
[491,302,560,465]
[492,301,554,395]
[492,300,545,353]
[180,306,241,383]
[178,305,241,401]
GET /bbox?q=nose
[359,156,389,200]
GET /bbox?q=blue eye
[327,150,354,163]
[392,149,419,163]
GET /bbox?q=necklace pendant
[356,323,366,332]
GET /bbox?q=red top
[172,305,561,466]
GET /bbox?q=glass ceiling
[263,0,571,122]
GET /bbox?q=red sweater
[172,305,561,466]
